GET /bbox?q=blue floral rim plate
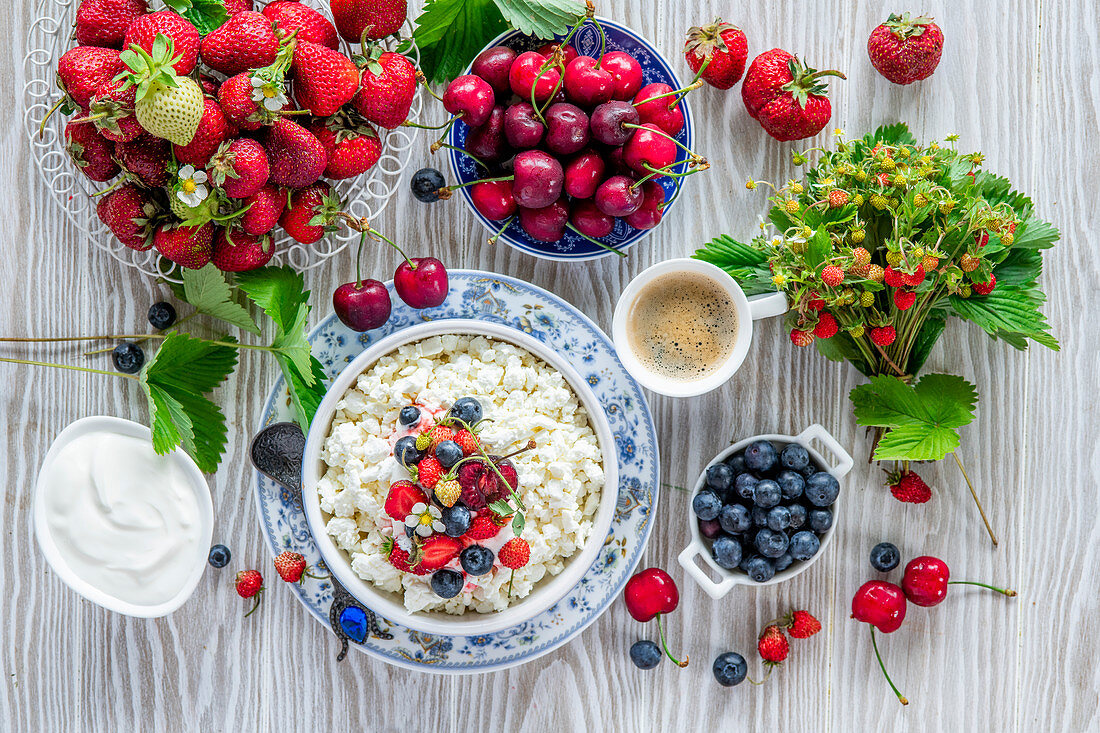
[252,270,659,673]
[447,18,695,261]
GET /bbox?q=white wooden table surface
[2,1,1097,730]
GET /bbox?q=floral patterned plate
[253,270,659,673]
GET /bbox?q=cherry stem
[948,580,1017,597]
[953,452,998,546]
[687,55,712,86]
[402,118,455,131]
[870,627,908,706]
[432,142,489,170]
[39,97,66,137]
[354,228,368,287]
[447,416,529,514]
[631,79,703,110]
[565,223,626,257]
[337,214,414,269]
[0,356,137,379]
[487,215,517,245]
[655,613,688,668]
[622,123,697,156]
[442,175,513,194]
[428,122,461,153]
[416,71,444,102]
[593,17,607,65]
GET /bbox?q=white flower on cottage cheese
[318,335,605,614]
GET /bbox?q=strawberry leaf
[279,353,328,432]
[692,234,773,295]
[163,0,229,35]
[491,0,585,39]
[179,264,259,334]
[413,0,509,84]
[851,374,978,461]
[234,266,309,334]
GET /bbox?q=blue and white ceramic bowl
[447,17,696,261]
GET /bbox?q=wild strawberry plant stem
[952,452,998,546]
[0,356,137,380]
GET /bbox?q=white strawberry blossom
[176,165,208,207]
[404,502,444,537]
[251,75,287,111]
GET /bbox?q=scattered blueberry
[780,443,810,471]
[734,473,758,501]
[766,505,791,532]
[788,530,821,561]
[449,396,483,425]
[430,568,464,598]
[773,552,795,573]
[712,535,742,569]
[398,405,421,426]
[776,470,806,500]
[754,528,789,558]
[744,440,778,473]
[743,555,775,583]
[705,463,734,492]
[712,651,748,686]
[692,490,722,521]
[411,167,446,203]
[805,472,841,506]
[807,508,833,533]
[719,503,751,534]
[435,440,463,468]
[207,544,231,568]
[147,301,176,330]
[112,342,145,374]
[725,453,747,475]
[394,435,423,466]
[788,503,807,530]
[699,518,722,539]
[752,479,781,508]
[459,544,494,575]
[751,505,769,527]
[870,542,901,572]
[441,503,471,537]
[630,640,661,670]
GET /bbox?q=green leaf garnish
[163,0,229,35]
[491,0,585,39]
[235,266,310,335]
[851,374,978,461]
[180,264,259,334]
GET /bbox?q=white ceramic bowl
[678,425,853,598]
[302,320,619,635]
[33,416,214,618]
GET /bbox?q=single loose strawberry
[684,19,748,90]
[208,138,269,199]
[741,49,844,141]
[96,183,158,251]
[813,312,838,339]
[821,264,844,287]
[331,0,406,42]
[56,46,123,110]
[76,0,148,48]
[426,424,455,450]
[65,122,118,182]
[200,11,280,76]
[154,222,214,269]
[869,325,896,346]
[893,289,916,310]
[241,183,286,236]
[263,0,339,49]
[212,229,274,271]
[264,117,328,188]
[273,550,307,583]
[417,535,462,572]
[235,569,264,616]
[291,41,361,117]
[867,13,944,85]
[453,429,481,456]
[972,274,996,295]
[124,11,201,75]
[384,479,427,521]
[116,134,170,187]
[309,116,382,180]
[463,513,503,541]
[887,469,932,504]
[416,456,444,489]
[758,625,789,665]
[499,537,530,569]
[278,182,341,244]
[387,539,428,575]
[174,98,230,167]
[790,328,814,347]
[435,479,461,508]
[353,51,417,129]
[787,610,822,639]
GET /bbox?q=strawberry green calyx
[781,57,846,109]
[120,34,204,145]
[884,12,936,39]
[684,19,740,56]
[305,190,347,234]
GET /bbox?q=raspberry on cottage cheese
[316,334,605,614]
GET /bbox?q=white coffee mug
[611,258,788,398]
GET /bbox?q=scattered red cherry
[394,257,448,309]
[902,555,1016,607]
[623,567,688,668]
[851,579,907,633]
[333,279,391,332]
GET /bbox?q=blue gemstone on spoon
[339,606,368,643]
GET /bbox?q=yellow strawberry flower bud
[919,155,932,165]
[913,193,929,207]
[859,292,875,308]
[855,170,869,183]
[850,324,866,338]
[850,229,866,244]
[912,246,925,259]
[886,251,903,267]
[870,194,888,210]
[852,193,865,206]
[746,179,757,190]
[801,225,813,238]
[1002,232,1015,246]
[892,173,907,187]
[939,199,956,214]
[785,199,800,214]
[879,158,896,172]
[789,182,804,194]
[415,433,430,451]
[960,285,972,298]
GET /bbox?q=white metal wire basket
[23,0,422,281]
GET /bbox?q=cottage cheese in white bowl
[302,320,618,636]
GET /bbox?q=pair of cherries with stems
[331,214,448,333]
[851,554,1016,706]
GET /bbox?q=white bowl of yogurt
[33,416,214,618]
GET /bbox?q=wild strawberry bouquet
[695,123,1059,541]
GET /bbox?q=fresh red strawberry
[813,312,838,339]
[416,535,462,572]
[273,550,307,583]
[883,265,905,288]
[240,183,286,235]
[264,117,328,188]
[684,19,748,90]
[827,189,850,208]
[56,46,123,110]
[115,134,170,187]
[309,116,381,180]
[219,73,270,131]
[154,222,214,269]
[200,11,280,76]
[75,0,147,48]
[291,41,360,117]
[263,0,339,49]
[425,424,455,450]
[235,569,263,597]
[279,182,340,244]
[383,479,426,521]
[498,537,530,569]
[199,73,221,98]
[387,540,427,575]
[463,513,502,541]
[741,49,844,141]
[758,624,789,665]
[212,229,274,271]
[80,80,142,143]
[787,609,822,639]
[64,122,118,182]
[453,429,481,456]
[887,469,932,504]
[893,289,916,310]
[331,0,406,42]
[173,98,230,167]
[208,138,269,198]
[416,456,444,489]
[903,265,926,287]
[867,13,944,85]
[353,51,417,130]
[972,274,996,295]
[96,184,157,251]
[790,328,814,347]
[124,11,201,75]
[221,0,253,13]
[821,264,844,287]
[869,325,896,346]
